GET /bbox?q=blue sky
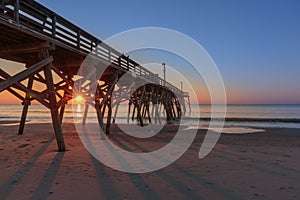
[35,0,300,103]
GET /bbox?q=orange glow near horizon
[1,87,300,105]
[1,59,300,105]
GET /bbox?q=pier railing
[0,0,186,97]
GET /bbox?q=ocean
[1,104,300,130]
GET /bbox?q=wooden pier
[0,0,190,151]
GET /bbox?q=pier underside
[0,0,190,150]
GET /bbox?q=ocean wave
[183,117,300,123]
[0,116,18,119]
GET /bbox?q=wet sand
[0,123,299,199]
[0,121,20,125]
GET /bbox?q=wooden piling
[105,95,112,134]
[82,103,89,125]
[41,48,65,151]
[127,101,131,123]
[18,76,34,135]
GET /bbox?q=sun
[74,95,84,104]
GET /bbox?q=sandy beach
[0,123,299,199]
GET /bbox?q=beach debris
[18,143,30,148]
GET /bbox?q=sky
[1,0,300,104]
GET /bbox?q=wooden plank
[20,0,49,21]
[21,0,54,19]
[18,13,45,31]
[0,42,54,54]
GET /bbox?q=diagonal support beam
[0,57,53,92]
[0,69,50,108]
[44,67,66,151]
[0,78,25,101]
[51,64,73,88]
[40,48,65,151]
[99,76,119,108]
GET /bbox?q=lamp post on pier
[180,81,183,94]
[162,63,166,87]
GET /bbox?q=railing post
[118,55,121,67]
[139,65,142,75]
[77,30,81,48]
[127,55,129,70]
[13,0,20,23]
[52,15,56,37]
[0,1,5,14]
[90,41,93,52]
[108,47,111,63]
